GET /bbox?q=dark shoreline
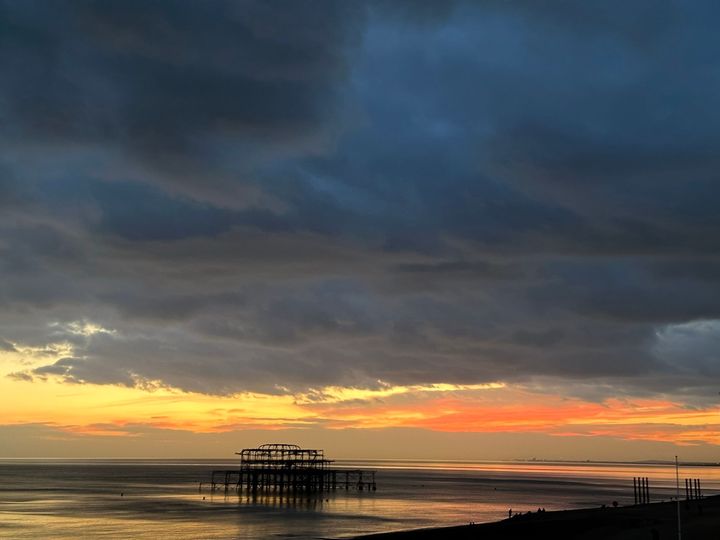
[353,495,720,539]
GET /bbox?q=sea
[1,459,719,539]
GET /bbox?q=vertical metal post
[676,456,682,540]
[633,477,637,505]
[642,476,647,504]
[641,477,645,503]
[640,477,643,503]
[639,477,643,503]
[640,476,647,504]
[644,477,647,503]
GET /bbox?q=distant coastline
[513,458,720,467]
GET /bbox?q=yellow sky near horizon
[2,372,719,453]
[2,345,720,459]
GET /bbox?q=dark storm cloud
[0,0,362,204]
[2,1,720,402]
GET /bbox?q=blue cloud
[2,1,720,399]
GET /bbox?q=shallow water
[1,459,719,539]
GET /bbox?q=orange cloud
[54,423,140,438]
[304,392,720,446]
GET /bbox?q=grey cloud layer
[0,0,363,205]
[1,1,719,401]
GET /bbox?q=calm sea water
[1,459,719,539]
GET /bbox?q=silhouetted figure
[508,509,512,518]
[612,500,618,508]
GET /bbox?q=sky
[1,0,720,461]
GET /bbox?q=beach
[356,495,720,539]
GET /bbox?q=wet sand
[355,495,720,539]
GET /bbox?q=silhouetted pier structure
[202,443,376,494]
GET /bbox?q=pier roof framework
[236,443,333,471]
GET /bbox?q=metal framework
[236,443,331,471]
[203,443,376,494]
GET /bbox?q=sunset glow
[3,357,719,455]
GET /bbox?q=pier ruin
[203,443,376,493]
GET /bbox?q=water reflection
[1,459,719,539]
[207,490,334,511]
